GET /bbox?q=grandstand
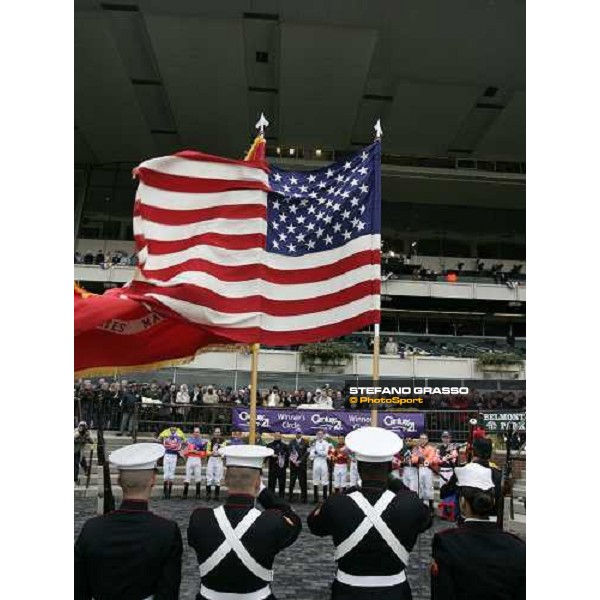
[74,5,527,598]
[74,0,525,378]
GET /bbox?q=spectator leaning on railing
[384,337,399,355]
[202,386,218,405]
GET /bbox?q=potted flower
[477,352,524,375]
[300,342,352,373]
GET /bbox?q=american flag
[124,139,381,345]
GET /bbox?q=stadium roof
[75,0,525,166]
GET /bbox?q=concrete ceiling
[75,0,525,164]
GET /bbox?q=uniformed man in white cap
[431,462,525,600]
[188,444,302,600]
[75,443,183,600]
[307,426,431,599]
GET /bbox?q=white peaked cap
[455,463,494,490]
[222,444,274,469]
[345,427,403,463]
[109,442,165,470]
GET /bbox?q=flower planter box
[479,363,522,373]
[304,358,349,374]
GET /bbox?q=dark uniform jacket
[431,520,525,600]
[307,479,431,599]
[267,439,289,469]
[288,438,309,466]
[74,499,183,600]
[188,488,302,599]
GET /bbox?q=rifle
[497,422,516,530]
[97,396,115,514]
[466,418,478,463]
[85,447,94,490]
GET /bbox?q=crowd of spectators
[381,255,525,286]
[74,379,525,435]
[74,249,137,267]
[330,334,525,360]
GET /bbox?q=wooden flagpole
[249,343,260,444]
[371,324,380,426]
[247,113,269,445]
[371,119,383,426]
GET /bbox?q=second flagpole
[371,119,383,427]
[248,343,260,444]
[371,324,380,425]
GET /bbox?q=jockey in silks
[159,426,184,499]
[182,427,209,499]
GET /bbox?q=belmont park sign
[481,411,526,432]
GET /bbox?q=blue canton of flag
[267,143,381,256]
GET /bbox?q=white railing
[382,279,526,302]
[75,264,135,283]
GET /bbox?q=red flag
[74,285,237,377]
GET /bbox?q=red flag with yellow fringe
[74,284,237,377]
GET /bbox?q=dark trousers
[268,466,286,497]
[74,451,80,482]
[74,451,88,482]
[120,411,134,435]
[289,464,307,500]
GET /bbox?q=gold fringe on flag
[74,343,251,380]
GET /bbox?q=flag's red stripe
[127,280,380,317]
[136,168,272,194]
[142,249,380,284]
[146,307,380,345]
[139,203,267,226]
[144,233,266,254]
[239,310,380,345]
[173,150,270,174]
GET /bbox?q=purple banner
[232,408,425,437]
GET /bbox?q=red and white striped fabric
[124,142,381,345]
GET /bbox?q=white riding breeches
[418,467,434,500]
[350,461,361,487]
[185,457,202,484]
[312,457,329,485]
[402,466,418,493]
[333,464,348,488]
[206,457,224,486]
[163,453,178,481]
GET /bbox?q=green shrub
[477,352,524,368]
[300,342,352,365]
